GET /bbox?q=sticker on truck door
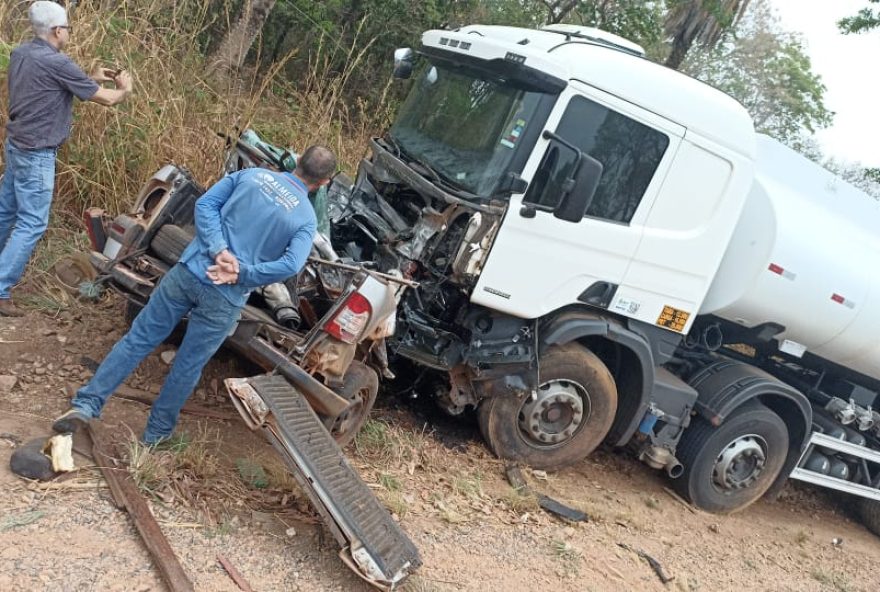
[656,305,690,332]
[611,297,641,315]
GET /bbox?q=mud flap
[225,375,421,589]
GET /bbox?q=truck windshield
[389,63,544,197]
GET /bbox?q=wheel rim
[712,434,767,491]
[331,388,366,439]
[518,379,590,448]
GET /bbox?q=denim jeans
[0,140,57,299]
[72,264,241,443]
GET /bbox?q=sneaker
[52,409,90,434]
[0,298,24,317]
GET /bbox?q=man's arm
[232,221,316,289]
[193,173,239,260]
[90,71,133,107]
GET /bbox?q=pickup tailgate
[226,375,421,589]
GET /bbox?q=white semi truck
[86,22,880,538]
[320,23,880,526]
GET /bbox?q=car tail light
[324,292,372,344]
[83,208,106,252]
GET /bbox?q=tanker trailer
[671,134,880,526]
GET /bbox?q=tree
[663,0,751,69]
[209,0,278,77]
[684,0,833,143]
[566,0,666,56]
[839,0,880,34]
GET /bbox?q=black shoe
[52,409,90,434]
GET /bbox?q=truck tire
[673,402,788,513]
[476,343,617,471]
[328,362,379,448]
[150,224,193,266]
[857,498,880,537]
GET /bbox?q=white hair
[29,1,68,37]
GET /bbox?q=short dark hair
[296,145,337,185]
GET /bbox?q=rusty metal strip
[87,425,127,510]
[89,425,194,592]
[217,554,254,592]
[115,384,238,421]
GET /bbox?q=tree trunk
[664,35,691,70]
[209,0,278,77]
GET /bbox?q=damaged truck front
[329,31,621,471]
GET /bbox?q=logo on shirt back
[255,172,300,211]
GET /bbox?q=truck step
[226,375,421,589]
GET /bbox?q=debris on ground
[160,350,177,365]
[617,542,674,584]
[113,384,237,421]
[43,434,76,472]
[505,464,588,523]
[88,425,195,592]
[217,554,255,592]
[10,437,58,481]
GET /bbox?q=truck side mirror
[392,48,414,79]
[554,154,603,222]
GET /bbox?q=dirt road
[1,299,878,592]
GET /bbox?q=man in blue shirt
[52,146,336,445]
[0,1,132,317]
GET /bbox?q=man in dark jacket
[0,1,132,316]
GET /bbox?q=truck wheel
[857,498,880,537]
[150,224,193,265]
[328,362,379,448]
[477,343,617,471]
[673,402,788,513]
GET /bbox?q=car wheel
[150,224,194,266]
[328,361,379,447]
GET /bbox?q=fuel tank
[702,134,880,380]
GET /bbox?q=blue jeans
[0,140,57,299]
[72,264,241,443]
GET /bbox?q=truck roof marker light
[768,263,796,281]
[831,294,857,309]
[324,292,372,344]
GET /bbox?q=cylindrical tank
[701,134,880,382]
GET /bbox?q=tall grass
[0,0,388,219]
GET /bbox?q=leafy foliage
[839,0,880,34]
[684,0,833,143]
[664,0,752,68]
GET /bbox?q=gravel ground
[1,299,879,592]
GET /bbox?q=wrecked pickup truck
[82,135,421,588]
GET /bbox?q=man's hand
[113,70,133,93]
[214,249,239,274]
[207,265,239,285]
[91,67,117,84]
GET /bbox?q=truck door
[473,82,684,320]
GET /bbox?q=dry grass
[125,424,307,526]
[0,0,386,304]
